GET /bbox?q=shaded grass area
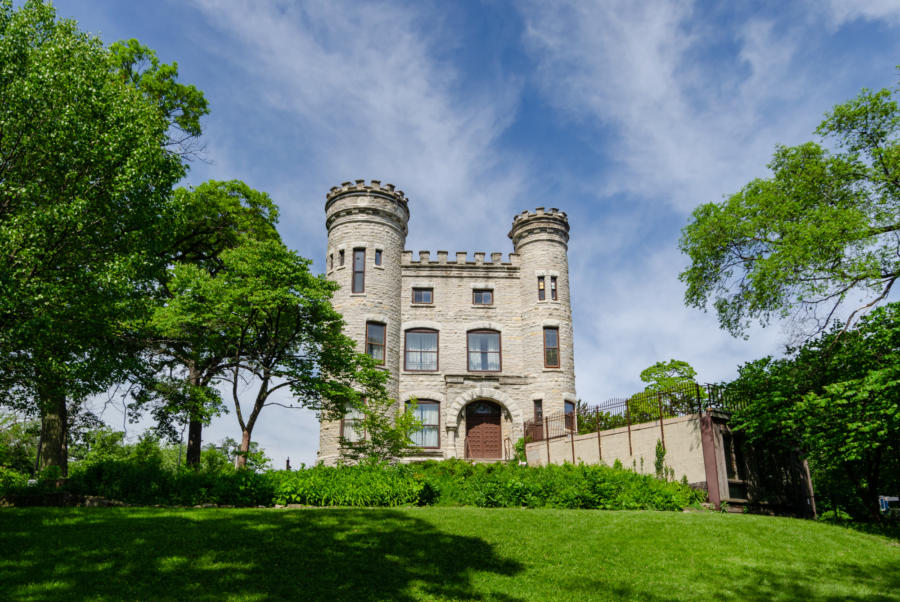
[0,507,898,601]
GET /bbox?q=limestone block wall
[525,414,708,484]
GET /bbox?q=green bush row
[1,459,705,510]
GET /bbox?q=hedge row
[1,459,705,510]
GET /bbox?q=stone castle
[317,179,576,463]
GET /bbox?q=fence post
[625,404,633,456]
[596,407,602,461]
[695,382,702,414]
[657,392,666,451]
[544,416,550,465]
[571,429,576,464]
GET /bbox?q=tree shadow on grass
[0,508,523,601]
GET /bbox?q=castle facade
[317,180,577,463]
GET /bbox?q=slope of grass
[1,507,897,601]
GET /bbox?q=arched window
[467,330,501,372]
[405,329,438,371]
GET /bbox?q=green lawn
[1,507,897,601]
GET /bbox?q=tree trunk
[39,389,68,477]
[236,429,252,469]
[186,416,202,467]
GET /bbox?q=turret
[324,179,409,403]
[509,208,576,416]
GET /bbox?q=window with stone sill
[352,248,365,293]
[538,276,546,300]
[473,289,493,305]
[341,404,365,443]
[366,321,385,365]
[412,287,433,304]
[405,329,438,371]
[467,330,501,372]
[544,326,559,368]
[407,400,439,448]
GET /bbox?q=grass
[0,507,897,601]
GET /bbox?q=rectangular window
[366,322,385,364]
[329,254,333,270]
[412,288,433,304]
[538,276,546,300]
[544,327,559,368]
[339,249,345,266]
[405,329,438,371]
[407,400,440,448]
[533,399,543,421]
[468,330,501,371]
[473,289,493,305]
[375,249,382,266]
[565,400,576,431]
[550,276,558,300]
[341,404,364,443]
[352,248,365,293]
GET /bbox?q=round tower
[325,179,409,403]
[508,208,576,417]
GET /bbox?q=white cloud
[822,0,900,26]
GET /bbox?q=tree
[680,82,900,338]
[0,1,204,474]
[639,359,698,392]
[136,181,279,466]
[728,303,900,520]
[338,391,422,465]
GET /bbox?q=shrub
[0,466,28,490]
[272,463,430,507]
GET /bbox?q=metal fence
[523,382,749,444]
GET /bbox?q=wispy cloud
[191,0,526,257]
[822,0,900,26]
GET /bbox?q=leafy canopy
[680,82,900,338]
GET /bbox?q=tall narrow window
[412,288,433,304]
[564,400,576,431]
[375,249,382,266]
[352,248,365,293]
[473,289,493,305]
[328,254,333,270]
[467,330,501,372]
[538,276,546,300]
[544,327,559,368]
[550,276,558,300]
[341,404,364,442]
[533,399,543,421]
[405,329,438,371]
[339,249,345,266]
[366,322,385,365]
[407,400,440,448]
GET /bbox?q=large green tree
[728,303,900,520]
[136,180,279,466]
[680,82,900,338]
[0,1,204,474]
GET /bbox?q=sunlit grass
[1,507,897,601]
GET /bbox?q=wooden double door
[466,401,502,459]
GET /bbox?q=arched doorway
[465,400,502,459]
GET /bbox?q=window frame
[339,249,345,267]
[538,276,546,300]
[543,326,560,368]
[550,276,558,300]
[404,328,439,372]
[340,404,365,443]
[564,400,576,431]
[407,399,440,449]
[533,399,543,422]
[411,287,434,304]
[365,321,385,365]
[467,329,502,372]
[472,289,493,305]
[374,249,383,266]
[352,248,365,293]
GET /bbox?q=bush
[0,466,28,490]
[272,463,431,507]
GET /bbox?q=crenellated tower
[324,179,409,403]
[508,208,576,416]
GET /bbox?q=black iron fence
[524,382,749,443]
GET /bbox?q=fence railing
[523,382,749,443]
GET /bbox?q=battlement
[401,250,520,267]
[511,206,568,227]
[326,179,408,204]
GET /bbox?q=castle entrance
[465,401,502,459]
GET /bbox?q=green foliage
[339,384,422,464]
[0,466,27,489]
[680,79,900,337]
[0,0,204,474]
[641,359,698,392]
[272,463,431,507]
[729,303,900,520]
[654,440,666,480]
[0,411,39,474]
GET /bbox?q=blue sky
[52,0,900,465]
